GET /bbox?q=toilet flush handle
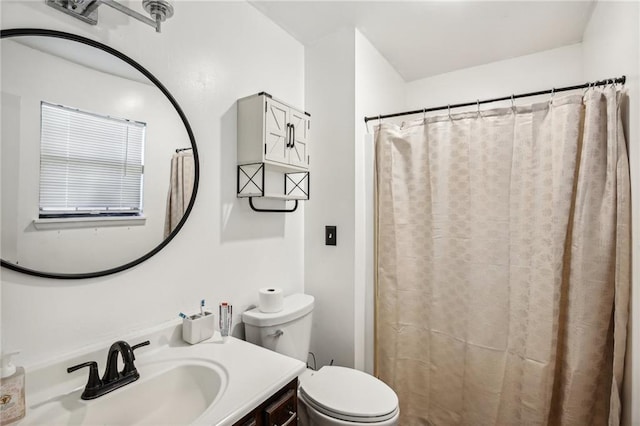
[268,329,284,338]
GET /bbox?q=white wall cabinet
[238,92,310,171]
[237,93,310,210]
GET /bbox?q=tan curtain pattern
[374,87,630,426]
[164,151,195,238]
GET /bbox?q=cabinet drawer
[264,389,297,426]
[232,378,298,426]
[240,417,258,426]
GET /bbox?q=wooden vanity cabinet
[234,378,298,426]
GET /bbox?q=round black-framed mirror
[0,28,199,279]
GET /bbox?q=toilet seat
[299,366,399,423]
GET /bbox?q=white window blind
[39,102,145,218]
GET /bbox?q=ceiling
[249,1,596,82]
[14,37,151,85]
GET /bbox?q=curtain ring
[366,118,370,134]
[423,108,427,123]
[476,99,480,118]
[448,105,452,120]
[510,94,516,113]
[550,88,555,105]
[378,115,382,125]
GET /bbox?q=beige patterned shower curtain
[374,87,630,426]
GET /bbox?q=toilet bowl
[242,294,399,426]
[297,366,399,426]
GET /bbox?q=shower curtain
[374,87,630,425]
[164,150,194,238]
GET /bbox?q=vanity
[21,321,306,425]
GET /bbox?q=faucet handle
[67,361,102,392]
[121,340,150,376]
[131,340,150,361]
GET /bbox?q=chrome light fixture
[46,0,174,33]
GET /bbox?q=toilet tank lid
[242,293,314,327]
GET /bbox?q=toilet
[242,293,399,426]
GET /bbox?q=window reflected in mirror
[39,102,146,219]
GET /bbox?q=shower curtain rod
[363,75,626,123]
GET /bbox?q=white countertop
[20,320,306,425]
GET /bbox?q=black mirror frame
[0,28,200,279]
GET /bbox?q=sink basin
[26,360,227,425]
[22,322,305,425]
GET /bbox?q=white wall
[354,30,405,373]
[304,27,356,369]
[304,28,404,371]
[1,0,306,367]
[581,3,640,425]
[405,43,584,112]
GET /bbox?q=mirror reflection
[1,34,196,276]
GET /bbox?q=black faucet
[67,340,150,400]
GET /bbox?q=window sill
[33,216,146,230]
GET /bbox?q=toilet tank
[242,293,314,363]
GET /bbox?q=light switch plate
[325,226,337,246]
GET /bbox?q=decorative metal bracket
[285,172,309,199]
[237,163,265,198]
[237,163,309,213]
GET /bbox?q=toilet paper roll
[258,287,284,313]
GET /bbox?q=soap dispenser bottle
[0,352,25,425]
